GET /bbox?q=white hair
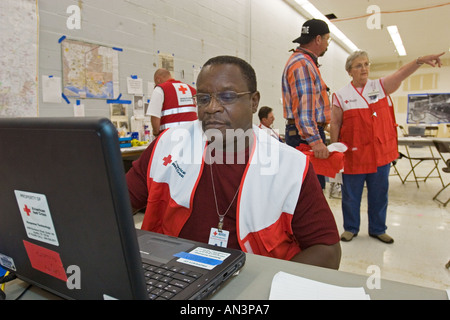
[345,51,370,72]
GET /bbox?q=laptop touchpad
[138,234,195,264]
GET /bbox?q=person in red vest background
[146,68,197,137]
[330,50,445,244]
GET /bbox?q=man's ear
[251,91,260,114]
[315,34,322,45]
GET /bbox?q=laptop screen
[0,117,147,299]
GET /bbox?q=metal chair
[394,127,444,188]
[433,140,450,162]
[390,153,404,182]
[396,145,444,189]
[432,140,450,206]
[397,125,408,136]
[400,149,444,188]
[425,126,439,137]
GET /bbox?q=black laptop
[0,117,245,300]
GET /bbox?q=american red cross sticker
[345,100,349,104]
[163,155,173,166]
[23,205,31,216]
[178,85,188,95]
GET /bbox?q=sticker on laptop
[14,190,59,246]
[174,247,230,270]
[23,240,67,282]
[0,253,16,271]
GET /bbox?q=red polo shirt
[126,141,339,251]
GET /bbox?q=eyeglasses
[194,91,253,107]
[321,35,332,44]
[351,62,371,70]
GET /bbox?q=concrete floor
[328,146,450,291]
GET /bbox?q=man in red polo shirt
[128,56,341,269]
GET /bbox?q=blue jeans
[341,164,390,235]
[285,123,326,189]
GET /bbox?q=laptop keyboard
[142,262,204,300]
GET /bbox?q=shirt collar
[296,47,320,67]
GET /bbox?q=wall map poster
[62,39,119,99]
[0,0,38,117]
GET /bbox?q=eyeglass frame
[351,62,371,70]
[321,34,332,44]
[193,91,255,107]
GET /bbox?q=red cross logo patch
[178,85,188,95]
[163,155,173,166]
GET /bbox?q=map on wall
[62,39,119,99]
[0,0,38,117]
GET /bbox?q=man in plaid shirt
[282,19,331,189]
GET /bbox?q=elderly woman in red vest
[330,51,444,244]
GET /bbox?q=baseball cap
[293,19,330,44]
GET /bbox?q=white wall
[37,0,351,133]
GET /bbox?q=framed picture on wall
[158,52,174,72]
[407,93,450,124]
[110,103,128,117]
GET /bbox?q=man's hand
[312,142,329,159]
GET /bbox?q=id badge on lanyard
[208,228,229,248]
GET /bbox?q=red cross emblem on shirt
[23,205,31,216]
[163,155,173,166]
[178,85,188,95]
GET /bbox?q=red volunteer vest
[333,79,398,174]
[141,121,308,260]
[158,80,197,130]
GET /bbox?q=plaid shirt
[282,48,330,146]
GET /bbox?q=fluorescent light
[328,24,359,52]
[295,0,325,19]
[387,25,407,56]
[293,0,359,52]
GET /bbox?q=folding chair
[432,140,450,206]
[433,140,450,162]
[397,125,408,136]
[425,126,439,137]
[394,126,444,188]
[390,154,404,183]
[397,144,444,189]
[391,125,408,183]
